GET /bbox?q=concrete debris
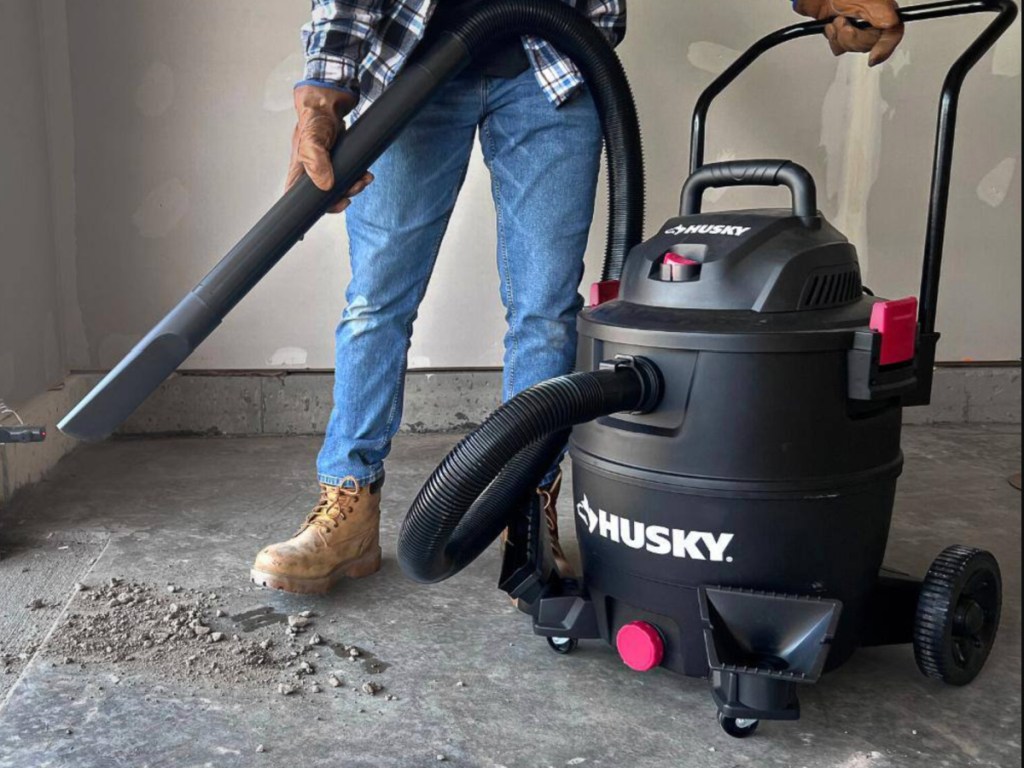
[49,581,277,690]
[45,580,393,704]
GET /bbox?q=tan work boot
[501,472,576,581]
[250,478,383,594]
[538,473,576,579]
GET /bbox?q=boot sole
[249,546,382,595]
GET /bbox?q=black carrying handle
[680,159,818,220]
[688,0,1019,338]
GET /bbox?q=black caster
[547,636,578,655]
[914,545,1002,686]
[718,712,760,739]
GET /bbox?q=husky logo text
[576,496,735,563]
[664,223,751,237]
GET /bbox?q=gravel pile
[47,578,390,700]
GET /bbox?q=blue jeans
[317,68,603,488]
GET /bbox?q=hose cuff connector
[599,355,663,415]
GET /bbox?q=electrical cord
[0,399,25,426]
[0,398,45,443]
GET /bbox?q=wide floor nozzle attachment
[699,586,842,721]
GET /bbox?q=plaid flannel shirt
[301,0,626,120]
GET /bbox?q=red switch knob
[660,252,701,282]
[616,621,665,672]
[663,252,700,267]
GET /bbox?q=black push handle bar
[680,159,818,220]
[688,0,1018,336]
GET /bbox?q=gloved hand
[794,0,905,67]
[286,84,374,214]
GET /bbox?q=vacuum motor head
[619,208,863,315]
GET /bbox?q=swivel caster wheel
[914,545,1002,686]
[547,636,578,655]
[718,712,760,739]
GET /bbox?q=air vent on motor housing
[799,267,863,309]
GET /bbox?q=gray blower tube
[58,2,645,442]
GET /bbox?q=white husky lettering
[576,496,735,563]
[664,223,752,237]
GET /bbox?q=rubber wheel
[718,713,759,739]
[914,545,1002,686]
[547,636,578,655]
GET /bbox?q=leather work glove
[286,84,374,214]
[795,0,905,67]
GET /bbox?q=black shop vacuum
[59,0,1017,739]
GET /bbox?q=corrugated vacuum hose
[398,357,662,584]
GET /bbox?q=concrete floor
[0,425,1019,768]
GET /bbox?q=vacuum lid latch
[589,280,620,307]
[847,297,921,402]
[870,297,918,366]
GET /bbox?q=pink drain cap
[615,621,664,672]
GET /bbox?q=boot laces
[299,479,361,544]
[538,475,562,541]
[539,488,558,537]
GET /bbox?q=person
[251,0,905,595]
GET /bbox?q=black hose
[399,360,662,584]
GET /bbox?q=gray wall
[5,0,1022,407]
[0,1,68,406]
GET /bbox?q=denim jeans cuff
[318,469,384,489]
[540,468,562,489]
